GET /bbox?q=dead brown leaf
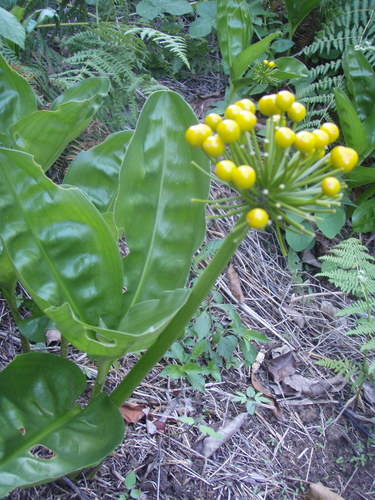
[283,374,344,398]
[119,402,145,424]
[268,350,297,383]
[251,373,284,421]
[45,329,61,346]
[305,482,345,500]
[226,263,245,303]
[196,412,248,458]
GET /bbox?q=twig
[61,476,91,500]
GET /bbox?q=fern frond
[315,357,356,379]
[345,319,375,337]
[337,298,375,317]
[361,339,375,351]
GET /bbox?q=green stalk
[110,214,248,407]
[90,357,113,401]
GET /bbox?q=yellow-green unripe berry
[320,122,340,143]
[322,177,341,196]
[224,104,243,120]
[216,119,241,143]
[294,131,316,153]
[312,129,330,149]
[258,94,280,116]
[204,113,222,131]
[185,124,212,147]
[268,61,275,68]
[202,135,225,156]
[215,160,236,182]
[274,127,296,148]
[275,90,295,111]
[330,146,358,173]
[235,98,256,114]
[232,165,256,189]
[287,102,306,122]
[246,208,269,229]
[234,110,257,132]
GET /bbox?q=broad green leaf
[136,0,192,20]
[272,57,309,80]
[285,221,315,252]
[271,38,294,53]
[47,289,189,357]
[10,77,110,171]
[0,6,25,47]
[243,329,269,343]
[193,311,211,340]
[64,130,133,213]
[188,1,216,38]
[217,334,237,360]
[231,32,280,80]
[0,244,17,312]
[285,0,321,38]
[114,91,210,306]
[334,88,369,158]
[0,352,124,498]
[352,199,375,233]
[216,0,253,75]
[0,147,124,328]
[346,166,375,188]
[316,206,346,239]
[161,364,184,379]
[0,53,37,135]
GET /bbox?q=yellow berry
[258,94,280,116]
[287,102,306,122]
[204,113,222,131]
[322,177,341,196]
[234,110,257,131]
[232,165,256,189]
[216,119,241,143]
[185,124,212,147]
[320,122,340,143]
[224,104,243,120]
[275,90,295,111]
[330,146,358,173]
[274,127,296,148]
[246,208,269,230]
[235,98,256,114]
[294,131,316,153]
[268,61,275,68]
[215,160,236,182]
[263,60,269,66]
[202,135,225,156]
[312,129,330,149]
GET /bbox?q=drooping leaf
[0,352,124,498]
[316,206,346,239]
[0,147,124,329]
[0,6,25,48]
[272,57,309,80]
[64,130,133,213]
[216,0,253,75]
[114,91,210,307]
[0,53,37,136]
[231,32,280,81]
[10,77,110,171]
[285,0,322,38]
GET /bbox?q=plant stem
[110,214,249,407]
[60,336,69,358]
[90,357,113,401]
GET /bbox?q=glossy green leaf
[352,199,375,233]
[0,6,25,47]
[342,46,375,147]
[216,0,253,75]
[188,1,216,38]
[272,57,309,80]
[64,130,133,213]
[316,207,346,239]
[231,32,280,80]
[136,0,193,20]
[0,352,124,498]
[47,289,189,357]
[285,222,315,252]
[0,147,124,329]
[285,0,321,38]
[0,53,37,136]
[10,77,110,171]
[114,91,210,307]
[345,166,375,187]
[0,244,17,312]
[334,88,369,158]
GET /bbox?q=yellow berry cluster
[263,60,276,68]
[185,91,358,251]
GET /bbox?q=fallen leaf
[251,373,284,421]
[226,263,245,303]
[268,350,297,383]
[302,250,321,268]
[305,482,345,500]
[119,402,145,424]
[45,329,61,346]
[196,412,248,458]
[283,374,344,398]
[283,307,306,328]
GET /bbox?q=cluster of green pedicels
[185,91,358,250]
